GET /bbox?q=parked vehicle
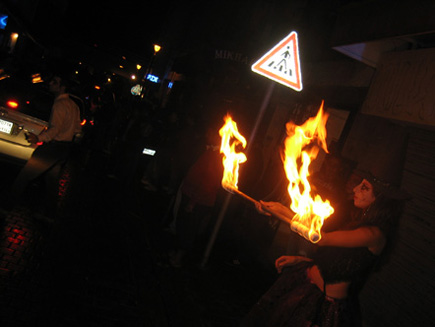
[0,75,52,164]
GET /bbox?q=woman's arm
[275,255,313,273]
[318,226,386,254]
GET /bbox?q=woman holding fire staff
[240,130,410,326]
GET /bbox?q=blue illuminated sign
[146,74,159,83]
[168,82,173,89]
[0,14,8,30]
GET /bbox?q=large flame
[283,101,334,243]
[219,115,247,192]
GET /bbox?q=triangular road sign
[252,31,303,92]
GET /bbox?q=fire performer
[240,132,410,326]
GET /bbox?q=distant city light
[143,147,156,156]
[131,84,143,96]
[31,74,43,83]
[8,33,19,52]
[146,74,159,83]
[136,64,142,70]
[131,74,136,80]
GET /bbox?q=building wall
[346,46,435,327]
[341,113,435,327]
[362,48,435,127]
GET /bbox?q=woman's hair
[362,194,404,235]
[352,194,405,271]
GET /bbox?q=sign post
[200,31,303,269]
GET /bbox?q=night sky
[30,0,177,57]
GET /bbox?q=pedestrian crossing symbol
[251,31,303,91]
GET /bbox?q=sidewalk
[0,152,274,326]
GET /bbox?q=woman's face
[353,179,376,209]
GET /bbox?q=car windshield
[0,78,53,122]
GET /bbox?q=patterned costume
[241,222,382,327]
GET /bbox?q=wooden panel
[361,48,435,126]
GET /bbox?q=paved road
[0,149,274,326]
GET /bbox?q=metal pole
[200,82,275,268]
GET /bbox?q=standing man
[9,73,82,220]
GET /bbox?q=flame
[283,101,334,243]
[219,115,247,191]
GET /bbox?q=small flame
[283,101,334,243]
[219,115,247,191]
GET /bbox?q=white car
[0,76,51,164]
[0,106,49,163]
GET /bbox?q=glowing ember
[283,101,334,243]
[219,115,247,192]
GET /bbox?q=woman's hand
[258,201,293,222]
[275,255,312,273]
[255,201,271,216]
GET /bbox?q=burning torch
[219,102,334,244]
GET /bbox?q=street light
[153,44,161,54]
